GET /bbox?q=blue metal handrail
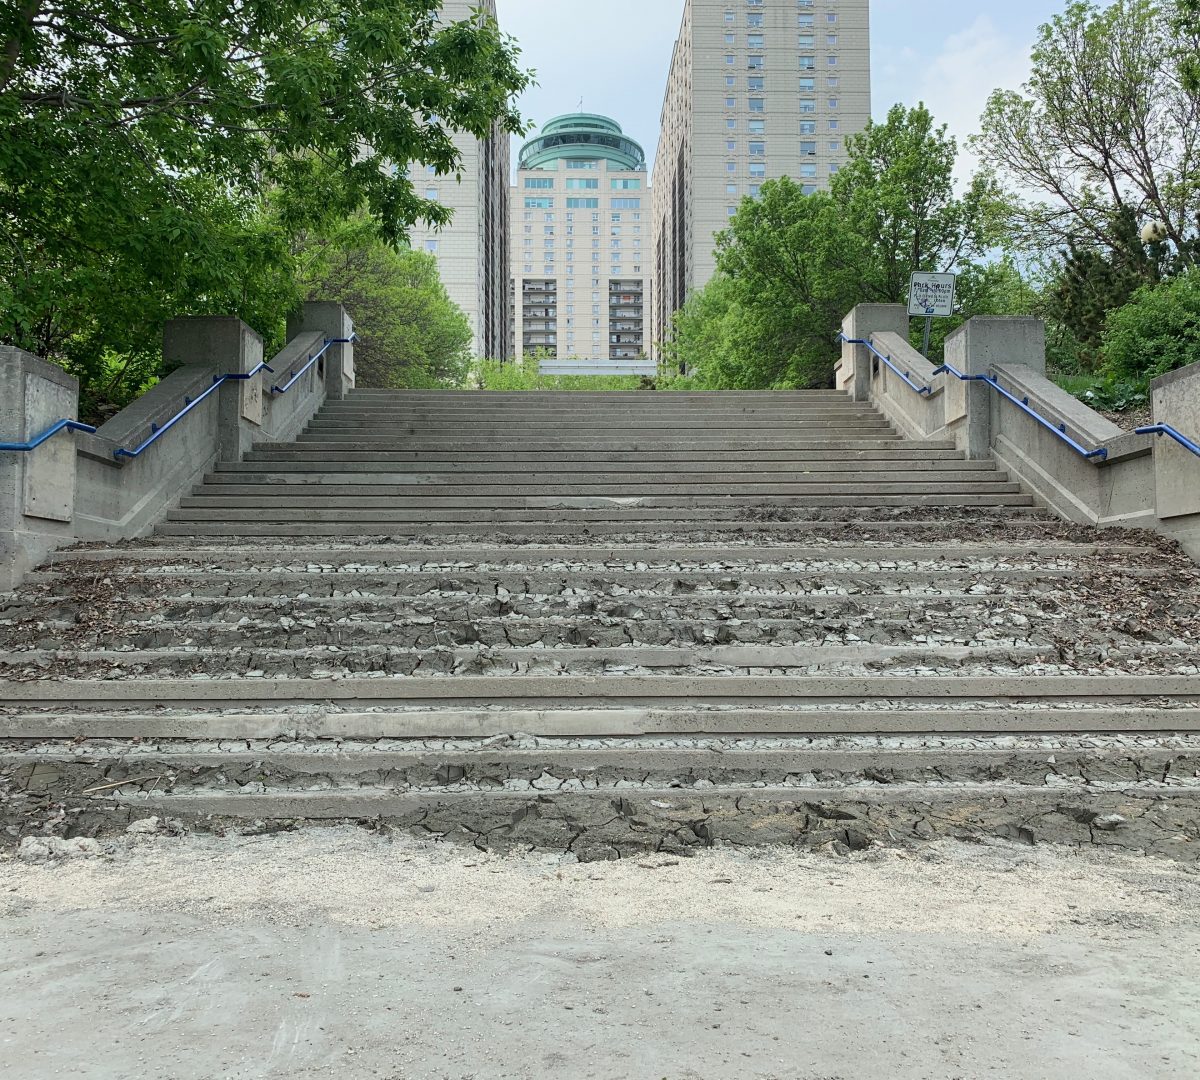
[2,334,355,459]
[1136,423,1200,458]
[0,419,97,452]
[270,339,333,395]
[837,334,934,396]
[933,361,1109,462]
[838,334,1109,462]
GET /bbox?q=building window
[829,140,840,151]
[799,54,815,68]
[424,239,438,252]
[799,78,815,91]
[566,178,599,190]
[800,140,816,155]
[829,97,839,108]
[749,163,766,178]
[611,198,641,209]
[566,198,599,208]
[748,119,765,133]
[725,54,735,65]
[524,197,552,209]
[747,13,763,27]
[749,97,765,112]
[425,187,438,200]
[748,55,763,69]
[800,99,816,113]
[800,121,816,134]
[725,97,735,107]
[800,164,817,178]
[748,34,764,48]
[802,184,818,195]
[726,183,737,194]
[748,76,764,90]
[727,118,736,129]
[524,177,553,189]
[611,178,641,189]
[749,141,765,156]
[727,139,736,151]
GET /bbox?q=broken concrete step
[34,785,1200,860]
[40,541,1170,571]
[3,643,1199,681]
[8,737,1198,796]
[147,515,1062,539]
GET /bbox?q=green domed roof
[519,113,645,171]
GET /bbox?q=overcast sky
[495,0,1061,179]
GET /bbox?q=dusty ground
[1,829,1198,1080]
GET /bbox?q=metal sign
[908,272,957,318]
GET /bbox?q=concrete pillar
[1150,360,1200,523]
[0,347,80,590]
[286,302,355,400]
[944,317,1046,461]
[840,305,908,402]
[163,317,263,463]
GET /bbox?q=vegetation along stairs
[2,390,1198,860]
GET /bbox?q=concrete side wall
[1151,360,1200,555]
[0,348,80,590]
[840,306,1200,560]
[1,307,352,587]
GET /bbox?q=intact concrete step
[245,447,969,463]
[216,460,1000,478]
[177,486,1029,509]
[6,704,1200,739]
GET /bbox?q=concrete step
[245,446,967,462]
[178,486,1028,508]
[3,674,1197,706]
[8,735,1198,795]
[163,498,1038,525]
[150,515,1055,538]
[302,421,900,435]
[6,705,1200,739]
[42,784,1195,858]
[217,460,994,477]
[3,641,1199,680]
[41,540,1161,572]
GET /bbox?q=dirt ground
[1,828,1198,1080]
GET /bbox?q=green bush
[471,356,650,391]
[1102,271,1200,383]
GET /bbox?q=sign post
[907,272,957,357]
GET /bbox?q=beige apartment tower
[651,0,871,356]
[407,0,512,359]
[510,114,653,374]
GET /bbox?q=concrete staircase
[3,390,1198,859]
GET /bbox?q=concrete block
[0,347,80,589]
[840,305,907,403]
[164,316,263,462]
[945,317,1047,461]
[287,302,355,400]
[22,374,76,522]
[1151,361,1200,521]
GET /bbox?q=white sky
[495,0,1061,180]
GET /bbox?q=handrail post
[839,304,907,402]
[1,346,80,589]
[945,317,1046,461]
[286,302,355,401]
[163,317,264,462]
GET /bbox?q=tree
[662,105,1010,387]
[831,103,1002,304]
[0,1,530,402]
[974,0,1200,262]
[1102,269,1200,382]
[300,220,472,389]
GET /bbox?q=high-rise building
[408,0,512,359]
[651,0,871,356]
[510,114,653,374]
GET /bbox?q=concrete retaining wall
[840,304,1200,559]
[0,304,352,586]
